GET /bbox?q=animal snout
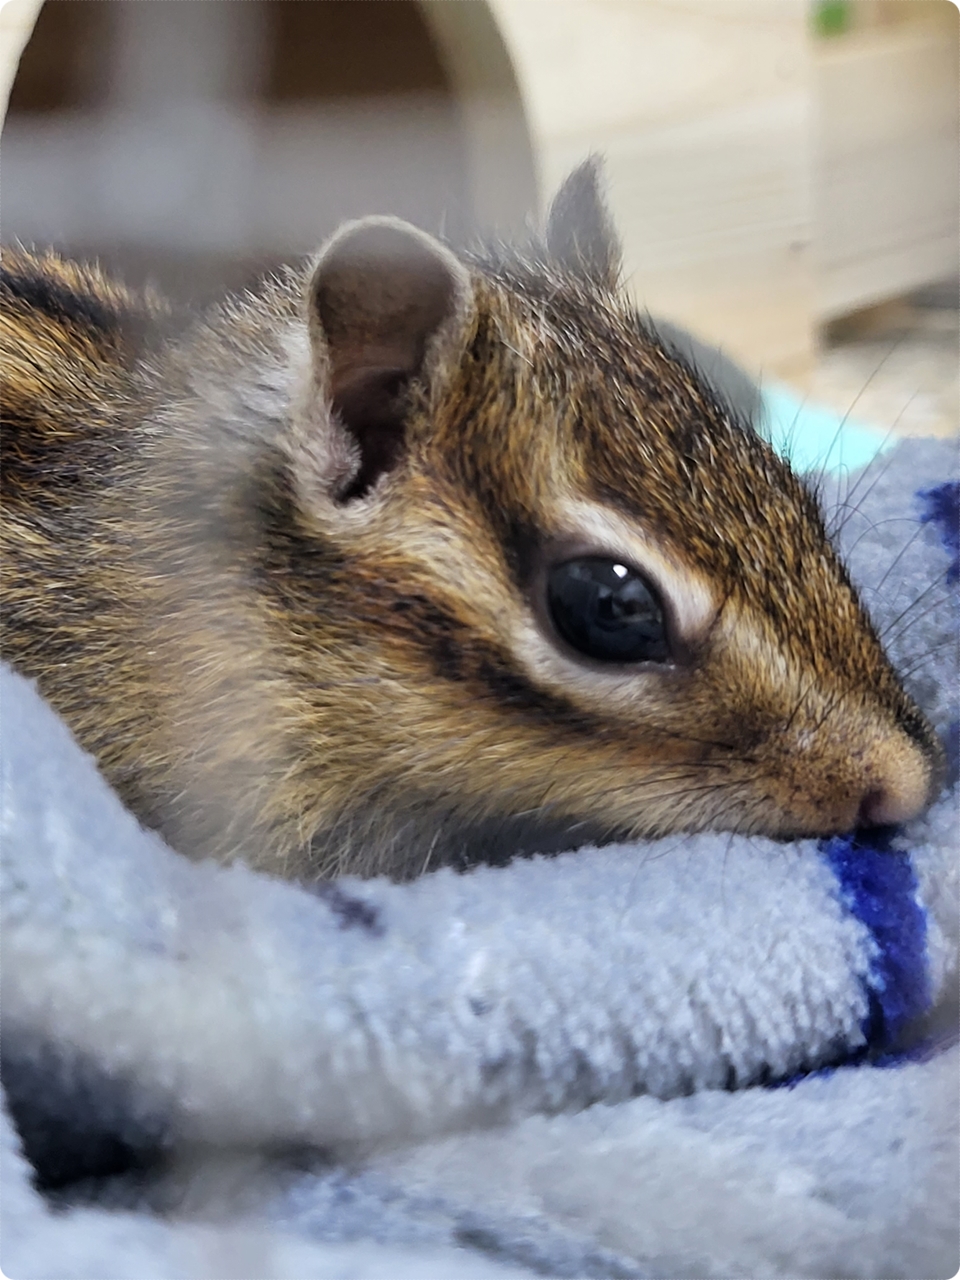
[856,782,920,829]
[849,730,940,830]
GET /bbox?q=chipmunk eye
[547,558,670,664]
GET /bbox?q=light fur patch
[554,500,717,640]
[509,616,677,717]
[493,498,718,714]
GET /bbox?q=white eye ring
[554,500,718,645]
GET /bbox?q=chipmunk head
[151,162,942,877]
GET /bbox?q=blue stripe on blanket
[917,480,959,583]
[820,833,931,1049]
[774,833,934,1090]
[789,481,956,1078]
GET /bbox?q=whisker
[820,337,913,534]
[896,639,958,683]
[842,515,923,567]
[827,398,918,539]
[881,577,952,644]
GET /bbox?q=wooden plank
[490,0,816,382]
[816,22,960,319]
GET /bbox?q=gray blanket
[2,437,957,1279]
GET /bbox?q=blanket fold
[3,664,956,1168]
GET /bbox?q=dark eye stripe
[547,557,670,664]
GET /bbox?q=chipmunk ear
[546,157,621,289]
[306,217,472,501]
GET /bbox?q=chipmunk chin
[297,794,874,881]
[302,805,627,882]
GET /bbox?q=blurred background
[0,0,957,437]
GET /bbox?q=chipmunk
[1,162,943,880]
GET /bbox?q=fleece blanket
[1,434,958,1280]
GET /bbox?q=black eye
[546,557,670,664]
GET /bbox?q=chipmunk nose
[853,739,936,828]
[857,786,907,828]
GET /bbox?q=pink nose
[855,763,934,829]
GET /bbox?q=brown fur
[0,171,942,880]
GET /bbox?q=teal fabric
[760,382,895,475]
